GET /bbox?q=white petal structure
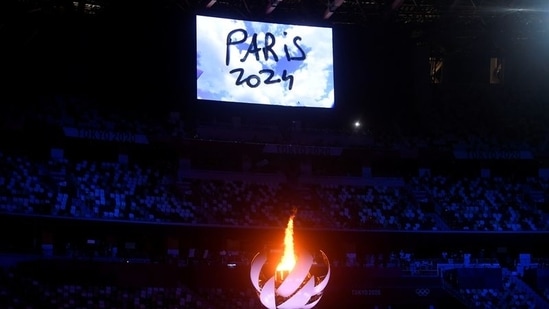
[250,250,331,309]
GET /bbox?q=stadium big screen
[196,15,335,108]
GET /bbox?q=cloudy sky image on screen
[196,15,335,108]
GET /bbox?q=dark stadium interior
[2,0,549,308]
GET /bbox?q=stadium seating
[1,148,548,232]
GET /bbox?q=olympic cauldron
[250,215,331,309]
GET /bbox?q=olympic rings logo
[416,288,430,297]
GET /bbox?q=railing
[441,279,476,308]
[507,272,549,309]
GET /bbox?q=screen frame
[195,14,336,109]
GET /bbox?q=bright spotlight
[205,0,216,8]
[266,0,282,14]
[324,0,345,19]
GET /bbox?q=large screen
[196,15,335,108]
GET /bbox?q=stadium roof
[5,0,549,23]
[3,0,548,46]
[196,0,549,25]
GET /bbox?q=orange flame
[276,214,296,273]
